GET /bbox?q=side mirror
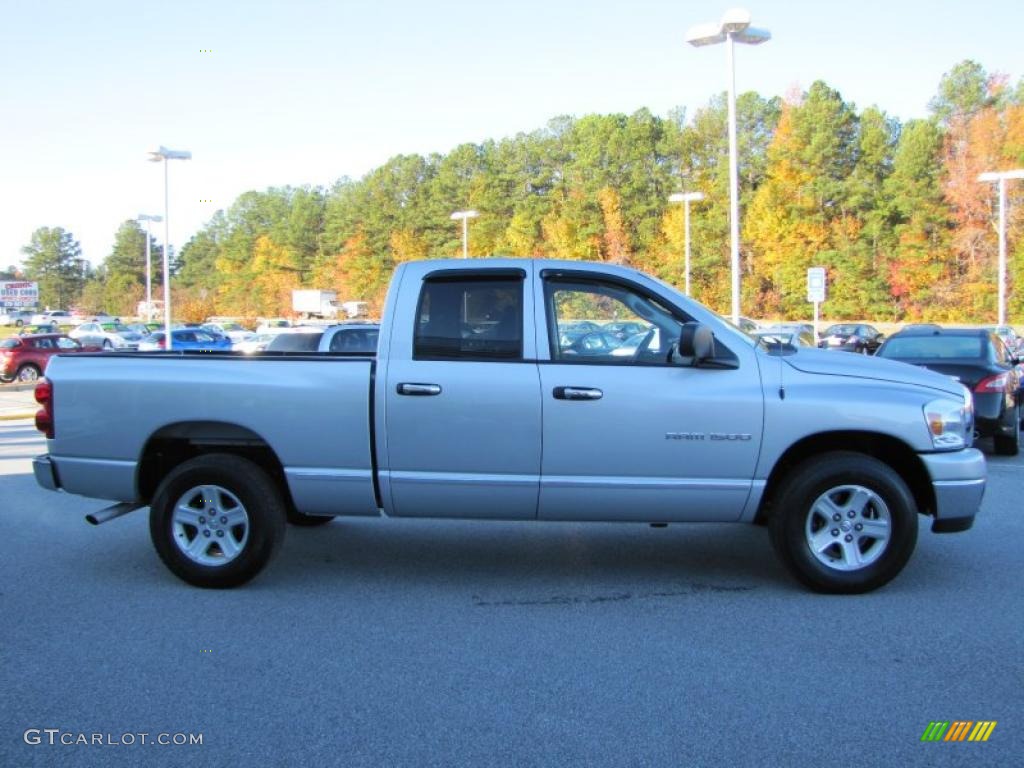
[671,322,715,366]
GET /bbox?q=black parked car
[875,328,1020,455]
[818,323,885,354]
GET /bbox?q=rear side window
[328,329,378,353]
[414,277,523,360]
[0,338,21,349]
[268,333,323,352]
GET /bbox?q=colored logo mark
[921,721,997,742]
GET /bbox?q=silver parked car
[69,322,144,350]
[0,309,34,327]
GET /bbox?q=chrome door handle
[397,382,442,396]
[553,386,603,401]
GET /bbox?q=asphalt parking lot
[1,419,1021,768]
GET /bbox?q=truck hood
[782,348,964,397]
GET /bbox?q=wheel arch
[137,421,295,510]
[755,431,935,525]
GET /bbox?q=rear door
[381,267,542,520]
[535,270,764,523]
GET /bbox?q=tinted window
[267,333,323,352]
[992,336,1009,364]
[879,336,984,359]
[414,278,523,360]
[328,328,378,353]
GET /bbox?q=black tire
[102,339,113,350]
[14,319,23,327]
[994,407,1020,456]
[769,452,918,594]
[16,364,41,383]
[149,454,286,588]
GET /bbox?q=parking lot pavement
[0,384,36,419]
[1,423,1022,768]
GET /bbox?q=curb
[0,413,35,421]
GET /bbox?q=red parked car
[0,333,95,383]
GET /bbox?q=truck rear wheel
[149,454,286,588]
[769,452,918,594]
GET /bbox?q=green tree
[929,60,991,125]
[21,227,85,308]
[882,120,952,319]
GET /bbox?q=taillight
[34,378,54,438]
[975,372,1010,393]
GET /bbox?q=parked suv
[265,324,379,354]
[0,334,92,383]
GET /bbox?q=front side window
[545,278,684,365]
[414,277,523,361]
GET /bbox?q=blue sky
[1,0,1021,269]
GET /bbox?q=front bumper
[919,449,986,533]
[33,454,60,491]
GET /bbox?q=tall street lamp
[686,8,770,324]
[978,169,1024,326]
[669,192,705,297]
[450,210,479,258]
[147,146,191,349]
[136,213,162,322]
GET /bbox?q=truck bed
[44,352,378,517]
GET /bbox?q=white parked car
[202,322,256,346]
[233,333,276,354]
[31,310,73,326]
[255,318,292,335]
[69,322,145,350]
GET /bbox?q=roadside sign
[0,281,38,309]
[807,268,826,303]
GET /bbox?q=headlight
[924,388,974,450]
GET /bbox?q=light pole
[450,210,479,258]
[147,146,191,349]
[136,213,162,322]
[669,192,705,297]
[686,8,770,325]
[978,169,1024,326]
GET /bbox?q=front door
[537,274,764,522]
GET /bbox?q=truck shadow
[270,518,785,593]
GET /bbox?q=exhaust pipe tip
[85,502,142,526]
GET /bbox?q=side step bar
[86,502,144,526]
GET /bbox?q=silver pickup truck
[32,259,985,593]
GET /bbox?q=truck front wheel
[149,454,286,588]
[769,452,918,594]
